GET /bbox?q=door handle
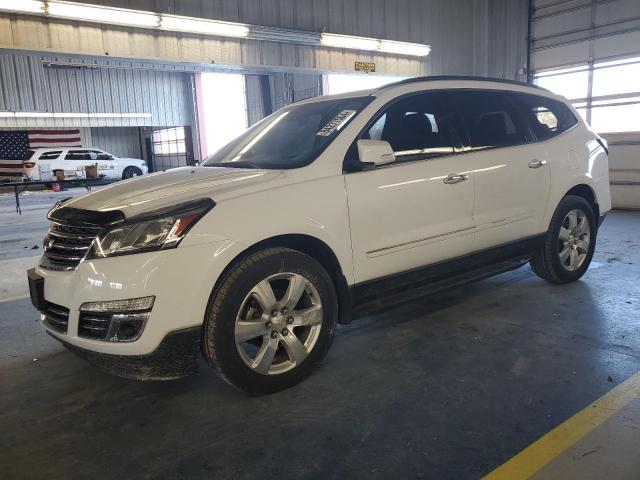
[528,159,547,169]
[443,173,469,184]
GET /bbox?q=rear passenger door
[64,149,93,178]
[91,150,118,178]
[451,90,551,251]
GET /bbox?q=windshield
[203,96,371,169]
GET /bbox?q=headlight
[87,198,214,259]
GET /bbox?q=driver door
[344,91,476,284]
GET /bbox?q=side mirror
[357,139,395,166]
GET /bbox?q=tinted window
[65,150,91,160]
[363,93,458,162]
[455,91,528,150]
[39,151,62,160]
[203,96,371,169]
[512,93,578,141]
[92,150,113,160]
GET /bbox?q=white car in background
[23,147,148,181]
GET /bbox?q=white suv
[21,147,148,181]
[27,77,611,394]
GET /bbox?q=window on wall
[199,73,248,158]
[152,127,186,155]
[534,66,589,101]
[325,73,407,95]
[534,56,640,134]
[592,57,640,97]
[591,98,640,134]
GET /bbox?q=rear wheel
[122,166,142,179]
[202,248,338,395]
[530,195,597,284]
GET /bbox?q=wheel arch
[565,183,599,219]
[212,234,353,325]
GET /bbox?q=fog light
[78,296,154,342]
[80,296,155,313]
[110,314,148,342]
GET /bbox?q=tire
[202,247,338,395]
[122,166,143,179]
[530,195,597,284]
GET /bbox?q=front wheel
[202,248,338,395]
[530,195,597,284]
[122,166,143,179]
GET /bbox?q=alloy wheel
[558,209,591,271]
[234,272,323,375]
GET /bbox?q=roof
[374,75,550,94]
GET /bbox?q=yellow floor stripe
[483,371,640,480]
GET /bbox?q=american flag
[0,129,82,178]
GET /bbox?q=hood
[65,166,280,218]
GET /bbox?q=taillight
[596,135,609,155]
[23,162,36,169]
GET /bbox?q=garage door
[530,0,640,208]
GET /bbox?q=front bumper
[31,238,245,356]
[598,213,607,228]
[50,326,201,380]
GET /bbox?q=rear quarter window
[38,151,63,160]
[511,93,578,141]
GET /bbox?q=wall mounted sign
[355,61,376,73]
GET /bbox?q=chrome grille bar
[40,302,70,334]
[40,221,102,271]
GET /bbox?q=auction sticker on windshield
[317,110,357,136]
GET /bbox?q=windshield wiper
[209,161,261,169]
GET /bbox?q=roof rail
[374,75,550,93]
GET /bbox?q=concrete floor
[1,190,639,479]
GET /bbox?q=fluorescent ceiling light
[321,33,430,57]
[161,14,248,38]
[321,33,379,51]
[379,40,431,57]
[15,112,54,118]
[53,112,88,118]
[47,1,159,28]
[0,0,44,14]
[0,112,152,118]
[1,1,430,57]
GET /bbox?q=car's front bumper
[50,326,201,380]
[30,238,245,356]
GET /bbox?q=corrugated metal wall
[0,0,529,78]
[0,51,194,128]
[488,0,530,79]
[90,127,143,158]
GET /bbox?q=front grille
[78,312,112,340]
[41,302,70,334]
[40,222,102,271]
